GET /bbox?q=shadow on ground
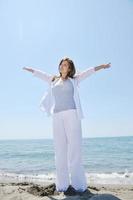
[26,182,122,200]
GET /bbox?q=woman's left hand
[102,62,111,69]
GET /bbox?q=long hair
[52,57,76,82]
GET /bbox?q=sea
[0,136,133,185]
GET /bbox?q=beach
[0,137,133,199]
[0,180,133,200]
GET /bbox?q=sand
[0,181,133,200]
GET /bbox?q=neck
[61,73,68,80]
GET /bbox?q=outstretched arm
[75,62,111,83]
[23,67,54,83]
[94,62,111,71]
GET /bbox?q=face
[59,60,70,74]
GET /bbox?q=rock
[27,183,56,196]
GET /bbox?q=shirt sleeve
[75,66,96,83]
[33,69,54,83]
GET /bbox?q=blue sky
[0,0,133,139]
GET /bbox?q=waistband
[52,108,77,115]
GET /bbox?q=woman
[23,57,111,194]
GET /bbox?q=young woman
[23,57,111,194]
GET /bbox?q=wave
[0,169,133,185]
[86,170,133,185]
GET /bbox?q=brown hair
[52,57,76,82]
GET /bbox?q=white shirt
[33,66,96,120]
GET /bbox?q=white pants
[52,109,87,192]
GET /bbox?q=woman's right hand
[23,67,34,73]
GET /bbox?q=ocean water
[0,136,133,185]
